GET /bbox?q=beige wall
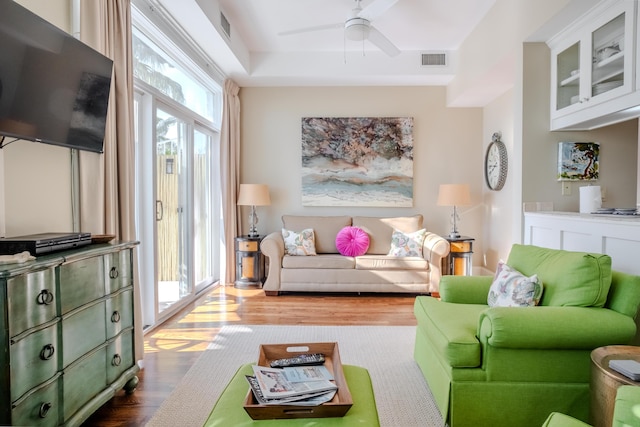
[448,0,574,107]
[239,86,485,250]
[0,0,74,237]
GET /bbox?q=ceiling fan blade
[367,26,400,57]
[358,0,399,21]
[278,23,343,36]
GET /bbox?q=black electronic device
[0,232,92,255]
[0,0,113,153]
[270,354,326,368]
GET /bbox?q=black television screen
[0,0,113,153]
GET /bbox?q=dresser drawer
[10,321,59,402]
[59,257,105,314]
[104,249,133,294]
[7,268,57,337]
[62,301,106,368]
[106,329,135,384]
[11,374,60,427]
[62,345,107,423]
[106,288,133,339]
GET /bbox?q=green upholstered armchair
[542,385,640,427]
[413,244,640,427]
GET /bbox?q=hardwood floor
[82,286,418,426]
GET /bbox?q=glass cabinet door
[590,12,626,99]
[550,0,635,121]
[555,42,581,110]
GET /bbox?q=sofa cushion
[355,255,428,270]
[336,226,370,256]
[282,228,317,256]
[487,262,544,307]
[414,296,483,367]
[506,244,612,308]
[388,229,427,257]
[283,254,355,269]
[352,215,423,255]
[282,215,352,254]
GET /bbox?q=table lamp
[437,184,471,238]
[237,184,271,237]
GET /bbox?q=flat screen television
[0,0,113,153]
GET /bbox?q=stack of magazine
[609,359,640,380]
[246,365,338,406]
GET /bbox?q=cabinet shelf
[560,72,580,87]
[594,50,624,68]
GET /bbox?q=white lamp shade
[437,184,471,206]
[237,184,271,206]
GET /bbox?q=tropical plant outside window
[133,30,215,123]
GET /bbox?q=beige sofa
[260,214,450,296]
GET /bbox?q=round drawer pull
[39,344,55,361]
[112,354,122,366]
[109,267,119,279]
[111,311,121,323]
[39,402,52,418]
[36,289,54,305]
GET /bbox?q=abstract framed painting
[557,142,599,181]
[301,117,414,207]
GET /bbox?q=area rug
[146,325,444,426]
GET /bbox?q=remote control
[270,353,325,368]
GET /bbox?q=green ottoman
[204,364,380,426]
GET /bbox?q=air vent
[220,12,231,38]
[421,52,447,66]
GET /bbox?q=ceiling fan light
[345,18,370,41]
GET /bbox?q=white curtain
[220,79,241,285]
[78,0,143,362]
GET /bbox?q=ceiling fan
[278,0,401,57]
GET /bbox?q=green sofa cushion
[414,296,485,367]
[606,271,640,318]
[542,412,591,427]
[613,385,640,427]
[506,244,612,307]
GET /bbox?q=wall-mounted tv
[0,0,113,153]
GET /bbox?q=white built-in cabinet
[548,0,640,130]
[523,212,640,276]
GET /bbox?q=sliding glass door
[155,108,189,312]
[132,12,222,330]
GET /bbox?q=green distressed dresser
[0,241,140,426]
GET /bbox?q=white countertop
[525,210,640,223]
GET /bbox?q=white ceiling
[156,0,497,87]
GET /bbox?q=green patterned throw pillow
[488,262,544,307]
[387,228,427,257]
[282,228,317,256]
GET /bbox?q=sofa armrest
[440,275,493,304]
[422,232,450,292]
[478,306,637,349]
[260,232,284,293]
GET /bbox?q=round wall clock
[484,132,508,191]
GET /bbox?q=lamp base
[448,231,461,239]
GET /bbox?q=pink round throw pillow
[335,226,370,257]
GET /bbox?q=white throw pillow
[282,228,317,256]
[387,228,427,257]
[487,262,544,307]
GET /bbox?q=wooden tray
[243,342,353,420]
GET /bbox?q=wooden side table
[590,346,640,427]
[235,235,264,287]
[443,236,474,276]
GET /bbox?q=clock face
[485,141,507,190]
